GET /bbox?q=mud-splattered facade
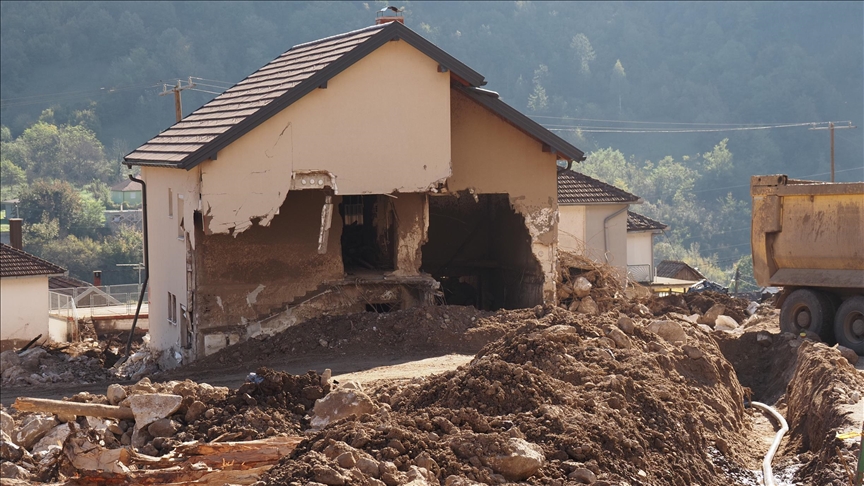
[126,21,584,365]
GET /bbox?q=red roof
[627,211,668,232]
[1,243,66,278]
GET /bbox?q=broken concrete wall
[391,193,428,276]
[194,190,344,356]
[198,39,452,237]
[140,166,200,356]
[448,89,559,303]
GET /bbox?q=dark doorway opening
[421,193,543,310]
[339,195,395,273]
[366,303,395,313]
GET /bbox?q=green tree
[570,33,596,74]
[18,179,82,237]
[1,158,27,188]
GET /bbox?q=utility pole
[160,77,196,122]
[809,121,857,182]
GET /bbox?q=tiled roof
[627,211,667,232]
[557,168,641,205]
[49,275,92,290]
[125,22,486,170]
[110,179,142,192]
[655,260,705,280]
[1,243,66,278]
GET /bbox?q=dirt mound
[784,341,864,486]
[262,307,753,485]
[647,291,751,324]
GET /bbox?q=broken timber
[13,397,135,420]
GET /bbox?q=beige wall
[627,232,655,267]
[199,39,452,236]
[585,204,628,279]
[558,205,587,254]
[140,166,200,354]
[449,89,559,302]
[1,276,49,341]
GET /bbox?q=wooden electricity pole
[809,121,857,182]
[160,77,196,122]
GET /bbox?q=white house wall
[0,276,49,342]
[558,205,587,254]
[627,232,655,267]
[199,39,452,236]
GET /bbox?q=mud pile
[783,341,864,486]
[263,306,753,485]
[647,291,751,324]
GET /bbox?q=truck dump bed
[751,174,864,290]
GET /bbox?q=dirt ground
[1,271,862,485]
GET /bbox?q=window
[168,188,173,218]
[167,292,177,324]
[177,194,185,240]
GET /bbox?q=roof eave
[559,200,639,206]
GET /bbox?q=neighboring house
[656,260,706,282]
[104,208,143,233]
[110,180,142,207]
[626,211,668,283]
[1,243,66,345]
[557,168,642,282]
[124,18,585,363]
[49,275,120,308]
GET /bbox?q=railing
[627,264,653,284]
[50,284,149,317]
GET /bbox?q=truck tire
[779,289,833,340]
[834,296,864,355]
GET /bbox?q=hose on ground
[750,401,789,486]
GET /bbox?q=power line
[530,115,851,127]
[188,88,223,95]
[546,122,819,134]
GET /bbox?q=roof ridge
[288,23,387,52]
[1,242,66,277]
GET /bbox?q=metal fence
[627,264,653,284]
[49,284,149,317]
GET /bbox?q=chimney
[93,270,102,287]
[9,218,22,250]
[376,6,404,25]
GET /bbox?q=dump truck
[751,174,864,354]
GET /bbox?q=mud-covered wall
[198,39,452,236]
[448,89,559,302]
[194,190,344,343]
[585,204,628,282]
[141,166,200,354]
[391,193,428,276]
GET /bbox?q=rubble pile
[555,252,636,316]
[1,343,118,387]
[262,306,753,485]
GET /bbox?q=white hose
[750,401,789,486]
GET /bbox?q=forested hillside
[1,1,862,286]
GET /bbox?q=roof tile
[557,169,640,204]
[1,243,66,278]
[627,211,667,232]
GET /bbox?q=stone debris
[309,387,378,430]
[714,315,739,331]
[645,319,687,343]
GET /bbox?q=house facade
[1,243,66,347]
[557,169,642,282]
[125,20,584,364]
[626,211,668,283]
[110,180,142,207]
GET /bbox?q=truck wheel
[779,289,832,339]
[834,296,864,355]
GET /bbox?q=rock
[836,345,860,365]
[313,465,346,485]
[646,320,687,344]
[31,423,71,455]
[756,331,773,347]
[0,411,14,438]
[185,401,207,423]
[698,304,726,325]
[357,457,380,477]
[697,324,714,333]
[147,418,179,438]
[321,368,332,386]
[106,384,127,405]
[309,388,378,430]
[13,415,57,449]
[682,345,704,360]
[0,461,29,480]
[445,477,484,486]
[17,347,48,372]
[714,315,738,331]
[568,300,580,312]
[577,296,599,316]
[747,301,759,315]
[569,467,597,484]
[486,437,545,481]
[339,380,363,391]
[0,350,20,375]
[404,465,436,485]
[605,327,631,349]
[128,393,183,430]
[336,451,357,469]
[616,316,635,335]
[573,277,593,298]
[1,432,23,461]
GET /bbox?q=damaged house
[124,18,584,364]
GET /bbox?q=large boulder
[646,320,687,344]
[485,438,545,481]
[128,394,182,431]
[31,423,71,455]
[697,304,726,325]
[577,296,599,316]
[13,415,57,450]
[309,388,377,430]
[1,431,24,462]
[572,277,593,298]
[714,315,738,332]
[0,411,14,438]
